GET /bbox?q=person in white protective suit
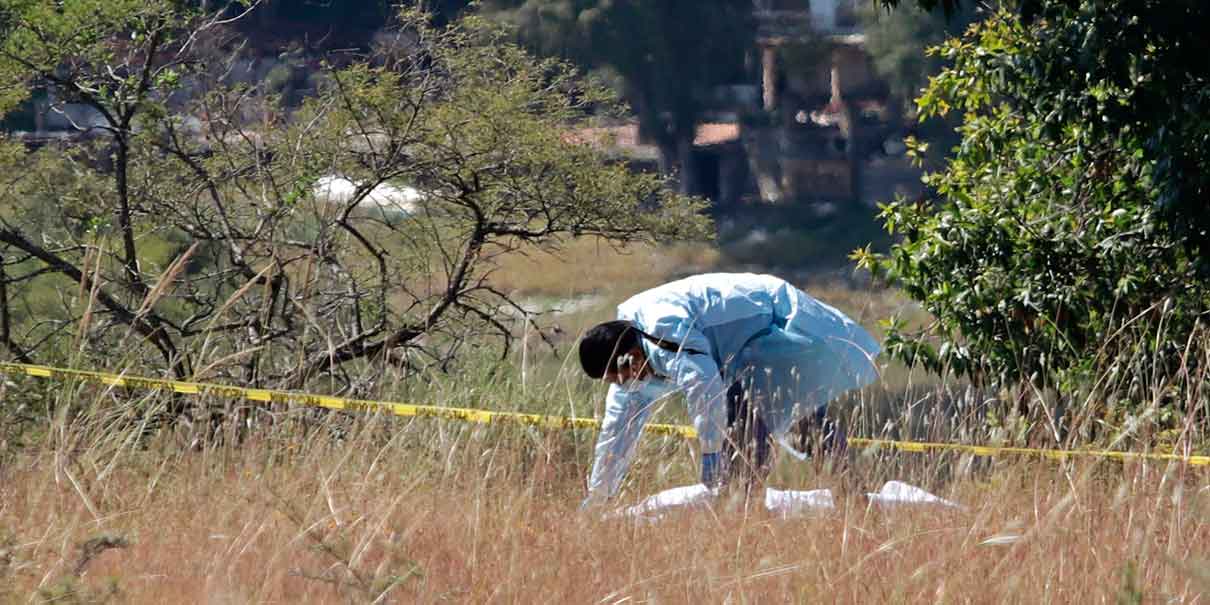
[577,273,880,507]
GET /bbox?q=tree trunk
[761,44,778,112]
[0,252,28,363]
[114,138,144,294]
[677,134,695,195]
[632,86,686,184]
[0,253,9,350]
[656,139,677,179]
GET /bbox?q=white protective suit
[584,273,880,504]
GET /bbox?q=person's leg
[752,397,771,477]
[820,407,847,456]
[795,405,848,456]
[723,381,773,490]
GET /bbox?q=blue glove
[700,452,721,487]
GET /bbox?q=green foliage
[1012,1,1210,264]
[859,2,978,109]
[855,9,1210,418]
[0,0,193,118]
[0,3,711,390]
[881,1,1210,261]
[858,1,980,169]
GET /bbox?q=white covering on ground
[616,481,961,521]
[313,175,422,216]
[764,487,836,517]
[622,484,717,519]
[866,480,963,510]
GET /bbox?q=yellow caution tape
[847,437,1210,466]
[1,361,1207,466]
[0,362,691,438]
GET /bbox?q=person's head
[579,320,650,385]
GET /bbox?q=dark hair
[578,320,704,379]
[579,320,639,379]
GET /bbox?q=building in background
[579,0,923,212]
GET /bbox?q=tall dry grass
[2,402,1208,603]
[4,245,1210,603]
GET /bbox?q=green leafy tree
[859,2,977,113]
[0,0,207,373]
[0,3,711,393]
[855,6,1209,434]
[858,2,979,169]
[877,0,1210,262]
[486,0,754,192]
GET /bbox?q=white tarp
[615,481,961,521]
[621,484,717,519]
[764,487,836,517]
[865,480,963,510]
[313,175,422,216]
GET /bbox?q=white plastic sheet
[621,484,717,519]
[764,487,836,517]
[864,480,963,510]
[617,484,834,522]
[615,481,961,521]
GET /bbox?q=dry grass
[4,247,1208,603]
[2,410,1208,604]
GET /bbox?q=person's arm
[662,347,728,486]
[583,380,672,507]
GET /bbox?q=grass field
[2,241,1208,603]
[2,416,1208,603]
